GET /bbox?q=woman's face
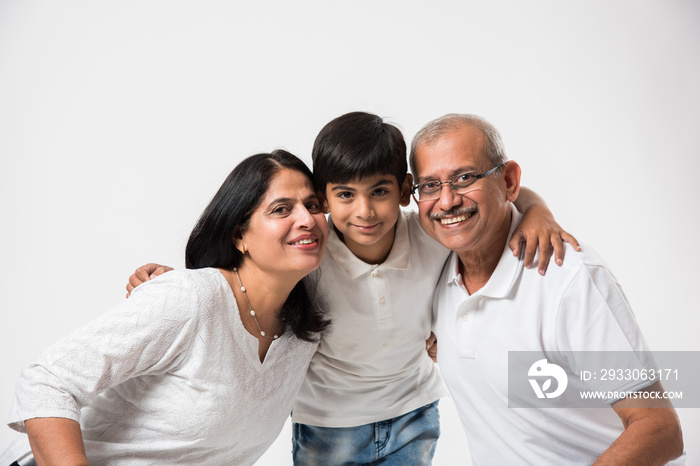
[238,168,327,279]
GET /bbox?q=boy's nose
[356,197,375,219]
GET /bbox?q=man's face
[413,125,515,256]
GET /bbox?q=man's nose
[437,183,460,211]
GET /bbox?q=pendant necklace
[233,268,281,340]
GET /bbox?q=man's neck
[457,210,512,295]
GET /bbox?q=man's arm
[25,417,89,466]
[594,381,683,465]
[512,186,581,275]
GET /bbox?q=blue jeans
[292,401,440,465]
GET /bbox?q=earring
[239,245,247,255]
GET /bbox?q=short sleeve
[8,271,203,432]
[555,263,655,400]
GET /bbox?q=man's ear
[503,161,522,203]
[317,190,330,214]
[400,173,413,207]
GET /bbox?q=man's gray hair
[409,113,508,176]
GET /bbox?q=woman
[3,150,329,465]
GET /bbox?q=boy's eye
[372,188,389,196]
[336,191,353,199]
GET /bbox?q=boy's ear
[399,174,413,207]
[317,190,330,214]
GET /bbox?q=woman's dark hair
[186,150,329,341]
[312,111,407,194]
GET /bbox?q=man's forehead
[414,127,488,178]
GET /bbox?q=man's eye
[421,181,441,192]
[454,173,475,186]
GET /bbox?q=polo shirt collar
[444,204,524,298]
[326,212,411,279]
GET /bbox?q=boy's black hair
[311,112,407,193]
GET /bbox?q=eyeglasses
[411,163,505,202]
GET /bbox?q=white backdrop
[1,1,698,464]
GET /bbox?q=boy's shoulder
[400,209,450,252]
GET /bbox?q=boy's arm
[594,382,683,465]
[126,263,174,297]
[512,186,581,275]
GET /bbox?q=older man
[410,114,684,465]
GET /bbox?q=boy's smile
[323,173,411,264]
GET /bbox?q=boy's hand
[426,332,438,363]
[126,263,174,298]
[509,205,581,275]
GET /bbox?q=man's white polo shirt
[292,210,450,427]
[432,206,680,465]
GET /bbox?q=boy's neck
[334,224,396,265]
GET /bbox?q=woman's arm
[10,272,199,460]
[26,418,89,466]
[512,186,580,274]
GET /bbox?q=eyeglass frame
[410,163,506,203]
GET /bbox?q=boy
[129,112,575,464]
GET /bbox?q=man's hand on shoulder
[126,263,174,298]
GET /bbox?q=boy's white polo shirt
[292,210,450,427]
[432,206,674,465]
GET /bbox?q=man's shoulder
[519,237,607,277]
[554,241,609,275]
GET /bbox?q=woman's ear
[400,174,413,207]
[233,229,247,255]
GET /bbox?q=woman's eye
[271,205,291,215]
[306,201,322,213]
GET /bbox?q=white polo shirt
[292,210,451,427]
[433,206,681,465]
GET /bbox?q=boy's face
[321,173,412,264]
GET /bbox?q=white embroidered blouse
[6,268,318,465]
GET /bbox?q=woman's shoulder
[126,268,232,322]
[131,268,227,298]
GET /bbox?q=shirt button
[462,314,469,322]
[371,270,379,277]
[379,297,386,304]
